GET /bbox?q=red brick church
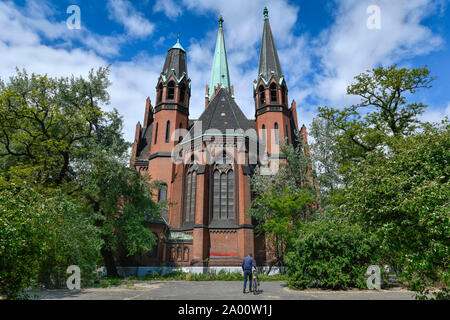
[130,8,306,268]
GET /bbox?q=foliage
[249,132,317,266]
[94,270,288,285]
[285,218,380,290]
[0,185,101,298]
[0,68,110,193]
[344,120,449,298]
[0,68,160,297]
[309,117,343,204]
[318,65,434,171]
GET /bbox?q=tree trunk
[101,247,119,278]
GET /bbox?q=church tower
[150,37,191,223]
[254,7,298,155]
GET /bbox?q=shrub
[285,219,380,290]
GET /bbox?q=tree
[318,65,434,170]
[344,120,449,299]
[0,68,110,193]
[249,132,317,269]
[0,68,160,290]
[309,117,343,204]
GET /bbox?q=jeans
[243,270,252,291]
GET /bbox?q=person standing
[242,253,256,293]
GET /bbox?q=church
[129,8,307,267]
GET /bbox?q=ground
[31,281,416,300]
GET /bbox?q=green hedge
[285,219,380,290]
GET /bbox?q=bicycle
[251,267,260,295]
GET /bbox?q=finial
[263,7,269,20]
[218,15,224,28]
[177,32,180,43]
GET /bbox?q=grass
[91,270,288,287]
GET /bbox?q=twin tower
[129,8,304,267]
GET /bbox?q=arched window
[270,83,277,103]
[167,81,175,100]
[157,83,163,103]
[261,124,266,143]
[165,121,170,143]
[212,166,234,220]
[281,85,286,105]
[154,122,158,144]
[158,183,167,202]
[179,83,186,104]
[274,122,279,144]
[183,247,189,261]
[184,166,197,223]
[178,122,183,143]
[177,247,182,261]
[227,170,234,216]
[259,85,265,106]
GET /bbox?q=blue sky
[1,0,449,142]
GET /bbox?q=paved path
[32,281,416,300]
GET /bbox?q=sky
[0,0,449,142]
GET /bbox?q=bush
[285,219,380,290]
[345,122,450,299]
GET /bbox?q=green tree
[344,120,449,299]
[318,65,434,171]
[0,68,160,292]
[309,117,343,205]
[249,132,317,269]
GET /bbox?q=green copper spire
[208,15,231,98]
[263,7,269,20]
[171,32,185,51]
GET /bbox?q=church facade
[130,8,306,267]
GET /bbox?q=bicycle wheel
[253,277,258,294]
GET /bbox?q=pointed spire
[258,7,283,83]
[208,15,231,98]
[171,32,185,51]
[161,34,187,81]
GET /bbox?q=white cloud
[420,102,450,123]
[153,0,182,20]
[0,0,163,142]
[310,0,444,109]
[107,0,155,38]
[0,0,447,143]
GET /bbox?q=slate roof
[258,11,283,84]
[188,88,253,136]
[161,45,187,82]
[135,123,153,160]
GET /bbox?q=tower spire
[208,15,231,99]
[258,7,282,83]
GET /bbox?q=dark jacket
[242,256,256,271]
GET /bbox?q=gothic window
[184,165,197,223]
[212,164,234,220]
[165,120,171,143]
[177,247,182,261]
[157,83,163,103]
[178,122,183,143]
[167,81,175,100]
[270,83,277,103]
[179,83,186,104]
[158,183,167,203]
[274,122,279,144]
[154,122,158,144]
[261,124,266,143]
[183,247,189,261]
[259,85,265,106]
[281,85,286,105]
